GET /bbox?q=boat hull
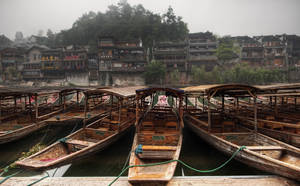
[184,116,300,181]
[0,122,48,144]
[16,124,133,171]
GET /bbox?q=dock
[0,176,296,185]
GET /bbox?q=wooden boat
[128,87,184,184]
[0,88,66,144]
[16,87,141,170]
[211,94,300,148]
[235,115,300,148]
[183,84,300,181]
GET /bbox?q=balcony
[189,55,217,61]
[156,59,187,63]
[111,67,145,72]
[2,59,16,63]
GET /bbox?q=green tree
[169,69,180,84]
[144,60,166,85]
[53,1,188,49]
[216,36,237,64]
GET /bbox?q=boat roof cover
[86,86,146,98]
[182,84,260,97]
[136,87,184,98]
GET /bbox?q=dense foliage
[191,63,287,85]
[51,0,188,48]
[216,36,239,63]
[144,60,166,84]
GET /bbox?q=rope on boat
[27,171,50,186]
[108,146,247,186]
[0,170,23,184]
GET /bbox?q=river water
[0,124,266,177]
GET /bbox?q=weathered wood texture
[0,176,296,186]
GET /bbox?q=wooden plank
[66,139,95,147]
[142,145,177,151]
[246,146,285,151]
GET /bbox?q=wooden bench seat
[66,139,95,147]
[246,146,284,151]
[142,145,177,151]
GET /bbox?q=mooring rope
[0,170,23,184]
[108,145,246,186]
[27,171,50,186]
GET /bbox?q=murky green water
[0,123,266,177]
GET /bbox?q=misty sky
[1,0,300,40]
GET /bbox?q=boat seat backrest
[138,133,179,146]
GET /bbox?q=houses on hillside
[0,32,300,85]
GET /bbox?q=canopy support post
[275,96,278,117]
[222,95,225,113]
[118,98,122,132]
[35,94,38,120]
[77,91,79,105]
[207,97,211,132]
[14,96,17,112]
[83,93,88,128]
[254,96,257,132]
[0,97,2,125]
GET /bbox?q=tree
[144,60,166,85]
[37,29,44,37]
[46,29,55,47]
[15,31,23,42]
[54,1,188,48]
[216,36,237,64]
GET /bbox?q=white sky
[0,0,300,40]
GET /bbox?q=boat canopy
[85,86,146,98]
[182,84,260,98]
[136,87,184,98]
